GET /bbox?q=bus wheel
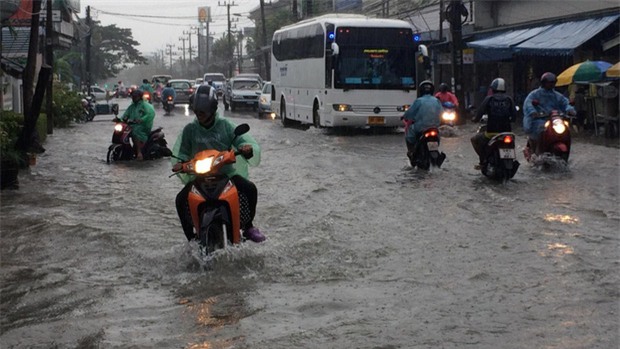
[281,98,292,127]
[313,101,321,128]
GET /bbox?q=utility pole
[179,36,187,69]
[260,0,270,79]
[166,43,175,70]
[219,1,238,77]
[85,6,91,94]
[446,0,467,120]
[45,0,53,134]
[237,29,243,74]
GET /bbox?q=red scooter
[106,105,172,163]
[524,102,571,163]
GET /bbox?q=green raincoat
[172,112,261,185]
[122,100,155,142]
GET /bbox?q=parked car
[89,86,108,101]
[168,79,194,104]
[193,78,203,88]
[223,77,262,112]
[202,73,226,98]
[258,81,276,119]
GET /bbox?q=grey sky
[79,0,261,55]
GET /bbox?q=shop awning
[466,14,619,57]
[467,25,552,49]
[515,15,619,54]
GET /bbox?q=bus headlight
[333,104,352,112]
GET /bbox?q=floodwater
[1,98,618,348]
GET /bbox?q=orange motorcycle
[172,124,250,254]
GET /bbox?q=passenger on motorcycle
[172,85,266,243]
[523,72,575,153]
[161,82,176,102]
[139,78,154,94]
[121,89,156,160]
[403,80,443,162]
[434,83,459,107]
[471,77,516,167]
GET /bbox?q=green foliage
[49,82,84,127]
[91,21,148,81]
[0,110,25,164]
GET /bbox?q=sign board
[198,6,210,23]
[463,48,474,64]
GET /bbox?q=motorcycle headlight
[194,156,214,174]
[442,111,456,121]
[552,119,566,134]
[114,124,123,132]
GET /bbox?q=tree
[89,21,147,81]
[209,33,238,74]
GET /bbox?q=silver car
[258,82,276,119]
[223,78,262,112]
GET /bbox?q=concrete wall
[474,0,618,30]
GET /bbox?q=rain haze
[79,0,261,56]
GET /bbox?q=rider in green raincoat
[123,89,155,160]
[171,85,265,243]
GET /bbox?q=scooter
[440,101,458,126]
[172,124,251,255]
[524,104,571,164]
[476,116,519,182]
[106,104,172,164]
[162,95,174,115]
[408,127,447,170]
[81,96,96,122]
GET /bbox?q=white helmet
[490,78,506,93]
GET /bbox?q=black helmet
[419,80,434,96]
[490,77,506,93]
[439,83,449,93]
[143,78,149,84]
[193,85,218,115]
[130,89,143,99]
[540,72,557,84]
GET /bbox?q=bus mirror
[331,42,339,56]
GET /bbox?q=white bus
[271,14,425,128]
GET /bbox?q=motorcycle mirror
[234,124,250,136]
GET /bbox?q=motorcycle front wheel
[106,144,122,164]
[200,222,227,255]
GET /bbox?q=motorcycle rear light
[503,135,513,144]
[425,130,438,137]
[167,96,173,101]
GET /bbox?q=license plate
[246,101,254,105]
[499,148,516,159]
[427,141,439,151]
[368,116,385,125]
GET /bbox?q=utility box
[95,103,116,115]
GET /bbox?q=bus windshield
[334,27,416,90]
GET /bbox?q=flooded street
[1,98,618,348]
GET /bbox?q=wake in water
[529,153,571,173]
